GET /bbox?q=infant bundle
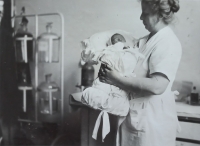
[81,30,143,141]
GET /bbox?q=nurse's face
[140,0,159,33]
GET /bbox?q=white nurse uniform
[119,26,182,146]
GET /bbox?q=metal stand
[13,12,65,127]
[18,86,32,112]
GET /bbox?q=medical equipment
[81,62,94,88]
[14,10,33,113]
[38,74,59,114]
[37,23,60,63]
[190,86,199,105]
[14,15,34,63]
[13,10,65,127]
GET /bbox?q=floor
[0,121,80,146]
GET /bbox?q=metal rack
[13,12,65,127]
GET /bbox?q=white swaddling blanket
[82,42,137,112]
[81,40,144,141]
[81,30,143,141]
[81,29,138,65]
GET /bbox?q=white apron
[119,26,182,146]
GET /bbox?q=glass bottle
[81,62,94,87]
[190,86,199,105]
[38,74,59,114]
[37,23,60,63]
[16,62,32,87]
[15,16,34,63]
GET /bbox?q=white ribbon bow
[92,111,110,142]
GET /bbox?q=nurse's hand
[98,64,120,86]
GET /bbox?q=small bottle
[190,86,199,105]
[15,16,34,63]
[81,62,94,88]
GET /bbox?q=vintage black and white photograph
[0,0,200,146]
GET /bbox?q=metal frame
[176,116,200,144]
[13,12,65,126]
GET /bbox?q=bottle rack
[18,86,32,112]
[13,12,65,126]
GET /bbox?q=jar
[37,23,60,63]
[81,62,94,87]
[15,16,34,63]
[190,86,199,105]
[38,74,59,114]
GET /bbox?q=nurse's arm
[115,72,169,96]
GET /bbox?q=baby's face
[112,37,126,45]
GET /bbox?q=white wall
[15,0,200,119]
[172,0,200,92]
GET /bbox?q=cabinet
[70,95,200,146]
[176,102,200,145]
[176,141,200,146]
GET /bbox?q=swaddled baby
[81,33,143,141]
[82,33,140,112]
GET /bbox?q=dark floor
[1,122,80,146]
[0,118,80,146]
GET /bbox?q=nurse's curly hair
[143,0,180,24]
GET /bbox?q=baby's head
[110,33,126,45]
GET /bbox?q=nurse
[98,0,182,146]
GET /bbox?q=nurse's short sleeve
[149,40,182,81]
